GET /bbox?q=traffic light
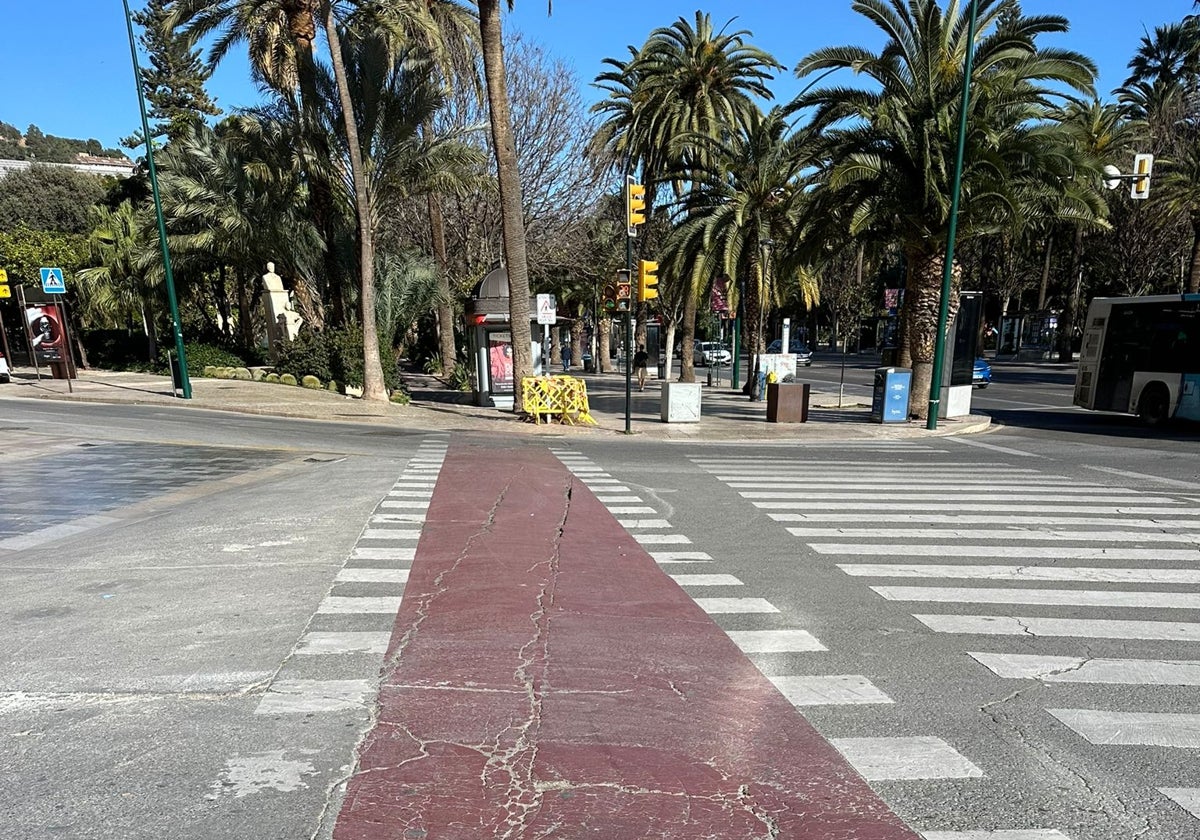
[625,175,646,237]
[1131,152,1154,200]
[638,259,658,302]
[602,283,617,312]
[615,269,632,312]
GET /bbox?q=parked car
[972,356,992,388]
[693,341,732,367]
[0,349,10,383]
[765,339,813,366]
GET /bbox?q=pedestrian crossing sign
[40,267,66,294]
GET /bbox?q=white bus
[1074,294,1200,423]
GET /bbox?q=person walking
[561,341,572,372]
[633,345,649,391]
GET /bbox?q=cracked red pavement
[332,443,920,839]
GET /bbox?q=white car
[0,349,10,383]
[693,342,732,367]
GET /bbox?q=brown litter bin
[766,382,810,423]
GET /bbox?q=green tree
[796,0,1097,416]
[0,166,108,234]
[75,202,159,357]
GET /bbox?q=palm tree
[1156,142,1200,292]
[476,0,542,411]
[795,0,1097,416]
[618,12,781,383]
[76,202,159,357]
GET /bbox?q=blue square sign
[40,267,66,294]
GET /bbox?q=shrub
[390,390,412,405]
[327,380,340,393]
[264,372,280,383]
[202,365,218,378]
[163,342,248,373]
[251,368,266,381]
[273,326,401,392]
[301,375,322,389]
[233,367,252,380]
[279,373,297,386]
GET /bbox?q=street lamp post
[750,238,773,401]
[926,0,980,429]
[122,0,192,399]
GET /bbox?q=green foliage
[264,372,280,383]
[232,367,252,380]
[159,341,250,372]
[0,166,109,234]
[274,326,401,392]
[301,374,322,389]
[447,363,471,391]
[279,373,298,386]
[81,329,156,370]
[0,226,88,286]
[0,123,125,163]
[389,390,412,405]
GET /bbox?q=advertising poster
[487,332,514,393]
[26,303,66,364]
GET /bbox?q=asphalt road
[2,365,1200,839]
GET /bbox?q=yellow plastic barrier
[521,376,596,426]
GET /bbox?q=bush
[301,375,322,389]
[273,326,401,392]
[233,367,252,380]
[158,341,250,374]
[264,372,280,383]
[279,373,297,386]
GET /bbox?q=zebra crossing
[254,435,448,716]
[691,445,1200,832]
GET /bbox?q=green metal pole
[732,314,741,390]
[926,0,980,430]
[123,0,191,399]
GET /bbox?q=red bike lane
[333,442,919,839]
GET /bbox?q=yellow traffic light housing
[626,176,646,237]
[1131,152,1154,200]
[638,259,659,302]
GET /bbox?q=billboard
[26,303,66,364]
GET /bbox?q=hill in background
[0,121,128,165]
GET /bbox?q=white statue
[262,262,304,357]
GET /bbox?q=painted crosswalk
[256,435,448,716]
[692,450,1200,835]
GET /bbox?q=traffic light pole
[624,231,633,434]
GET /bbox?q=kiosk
[464,267,547,409]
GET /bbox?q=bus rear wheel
[1138,384,1170,425]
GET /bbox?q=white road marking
[336,568,410,584]
[618,519,672,528]
[669,574,743,586]
[839,564,1200,585]
[969,652,1200,685]
[830,736,983,780]
[598,495,643,503]
[1160,788,1200,819]
[370,513,426,524]
[360,529,421,540]
[210,750,317,798]
[813,545,1200,561]
[650,551,713,563]
[386,490,434,498]
[944,437,1042,457]
[1049,709,1200,748]
[793,528,1200,543]
[1084,465,1200,490]
[781,513,1200,528]
[379,501,428,510]
[255,679,373,714]
[744,492,1175,503]
[694,597,779,614]
[754,502,1198,514]
[922,832,1073,840]
[350,547,415,561]
[726,629,827,653]
[316,596,403,614]
[915,614,1200,642]
[634,533,692,544]
[770,675,892,706]
[725,479,1080,488]
[295,632,391,655]
[874,586,1200,610]
[589,485,632,493]
[607,506,658,515]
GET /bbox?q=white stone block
[661,381,702,423]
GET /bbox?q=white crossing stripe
[726,629,827,653]
[770,675,892,706]
[634,533,691,544]
[608,506,658,514]
[360,528,421,540]
[317,596,403,614]
[1160,789,1200,820]
[922,832,1073,840]
[830,736,983,780]
[694,597,779,614]
[650,551,713,563]
[969,652,1200,685]
[793,528,1200,543]
[618,519,672,528]
[743,492,1176,503]
[380,501,428,509]
[813,545,1200,561]
[255,679,373,714]
[598,496,643,503]
[754,502,1200,514]
[336,568,409,584]
[371,513,426,524]
[387,490,434,498]
[670,574,743,586]
[773,513,1200,527]
[350,547,415,561]
[730,482,1096,491]
[1049,709,1200,748]
[590,485,632,493]
[839,564,1200,584]
[915,614,1200,642]
[874,586,1200,610]
[295,632,391,655]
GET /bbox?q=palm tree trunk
[903,249,960,420]
[1058,226,1085,363]
[324,8,387,401]
[598,317,612,372]
[478,0,532,411]
[428,191,457,374]
[679,287,697,383]
[1188,218,1200,295]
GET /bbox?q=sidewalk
[0,364,990,441]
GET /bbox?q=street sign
[0,285,10,299]
[536,293,556,325]
[40,267,66,294]
[0,268,7,284]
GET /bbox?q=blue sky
[0,1,1192,152]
